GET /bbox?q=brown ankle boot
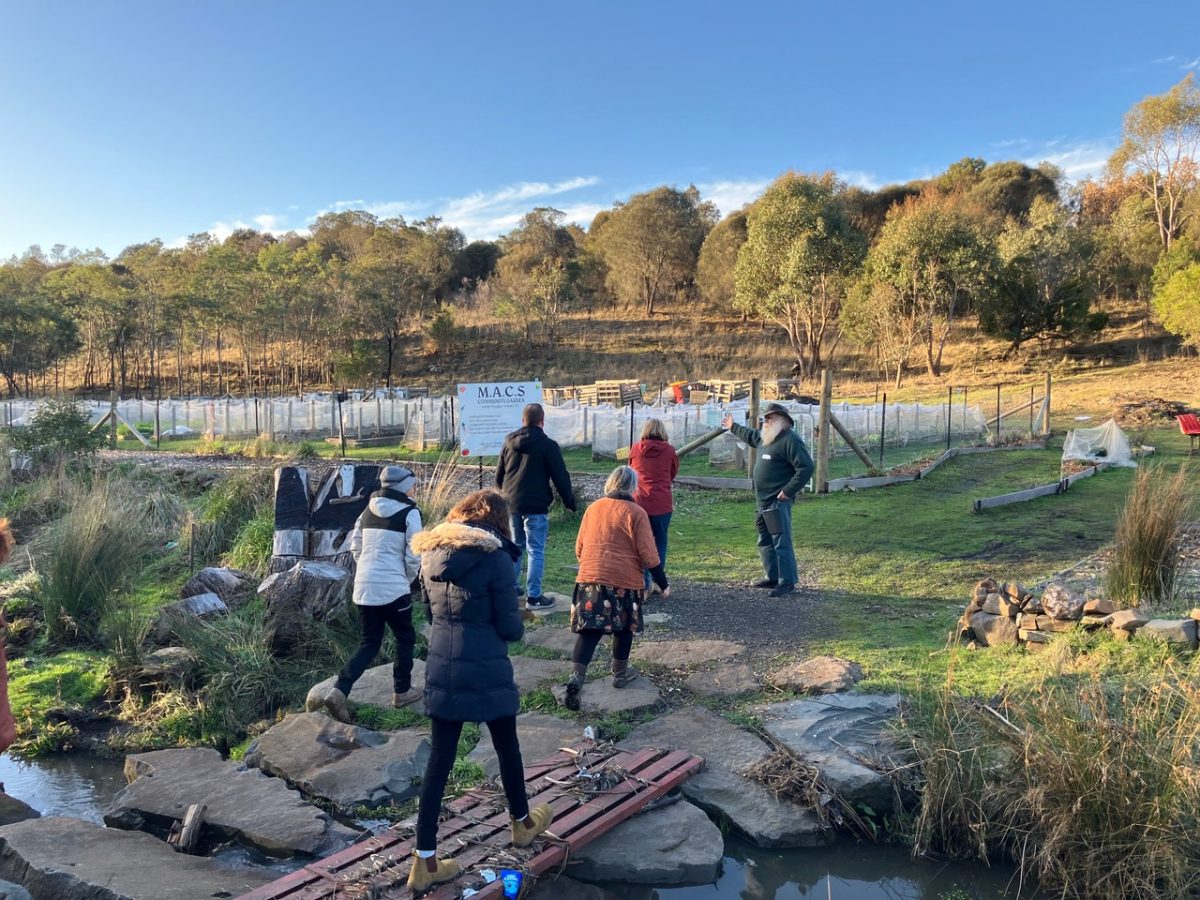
[511,803,553,848]
[407,852,460,892]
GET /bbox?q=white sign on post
[457,381,541,458]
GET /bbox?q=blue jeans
[755,499,797,585]
[644,512,672,589]
[511,513,549,599]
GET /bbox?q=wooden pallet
[238,744,703,900]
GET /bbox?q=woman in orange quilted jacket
[563,467,669,711]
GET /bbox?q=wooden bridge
[238,743,704,899]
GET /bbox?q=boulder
[0,816,269,900]
[243,712,429,812]
[619,708,827,848]
[523,627,578,657]
[972,578,998,604]
[1002,582,1029,602]
[757,693,901,814]
[0,880,29,900]
[1023,593,1045,614]
[0,795,38,829]
[150,594,228,643]
[1138,618,1199,650]
[106,748,357,857]
[551,675,662,716]
[468,713,584,778]
[258,561,350,654]
[631,639,745,669]
[685,663,760,699]
[569,800,723,885]
[510,656,573,694]
[981,594,1002,615]
[1020,629,1049,644]
[1042,583,1085,620]
[528,875,614,899]
[768,656,863,694]
[179,566,256,607]
[308,660,426,711]
[969,612,1018,647]
[138,647,196,680]
[1018,613,1039,630]
[1110,608,1150,632]
[997,596,1022,618]
[1084,598,1116,616]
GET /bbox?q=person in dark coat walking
[628,418,679,591]
[406,490,553,891]
[495,402,577,610]
[722,403,814,597]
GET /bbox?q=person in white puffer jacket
[315,465,423,723]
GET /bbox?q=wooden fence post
[747,378,761,480]
[814,369,833,493]
[109,390,118,449]
[1040,372,1052,436]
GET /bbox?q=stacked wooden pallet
[577,380,643,406]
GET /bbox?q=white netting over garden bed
[1062,419,1137,468]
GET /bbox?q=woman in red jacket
[628,418,679,592]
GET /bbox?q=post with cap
[815,369,833,493]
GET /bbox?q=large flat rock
[620,708,827,848]
[244,712,429,812]
[522,627,578,657]
[684,663,760,699]
[569,800,722,885]
[0,816,270,900]
[757,693,901,814]
[105,748,356,857]
[0,879,29,900]
[510,656,573,693]
[631,639,745,669]
[468,713,584,778]
[551,675,663,716]
[310,659,427,710]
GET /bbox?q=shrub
[1105,466,1194,608]
[426,304,460,353]
[35,481,157,647]
[223,505,275,577]
[412,454,463,527]
[10,399,105,466]
[185,469,273,566]
[905,661,1200,900]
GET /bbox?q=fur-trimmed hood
[413,521,519,584]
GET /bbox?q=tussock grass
[412,453,463,526]
[1106,465,1194,609]
[905,648,1200,900]
[185,469,273,566]
[223,504,275,576]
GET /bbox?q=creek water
[0,753,1030,898]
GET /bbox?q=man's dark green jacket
[729,422,815,503]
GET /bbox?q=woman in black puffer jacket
[406,490,553,891]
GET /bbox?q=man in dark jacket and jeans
[722,403,814,597]
[496,403,577,609]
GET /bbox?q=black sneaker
[768,582,796,598]
[753,578,779,589]
[526,595,555,610]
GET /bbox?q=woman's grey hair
[604,465,638,497]
[640,417,668,441]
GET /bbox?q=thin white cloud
[838,170,882,191]
[1182,58,1200,70]
[1154,55,1179,64]
[695,179,769,216]
[1022,137,1115,180]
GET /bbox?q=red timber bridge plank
[238,743,704,900]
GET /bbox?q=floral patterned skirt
[570,582,645,635]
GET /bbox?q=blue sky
[2,0,1198,258]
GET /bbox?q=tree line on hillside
[2,76,1198,397]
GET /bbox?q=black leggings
[335,596,415,695]
[416,715,528,851]
[571,629,633,667]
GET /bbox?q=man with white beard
[722,403,814,597]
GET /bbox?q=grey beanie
[380,465,416,494]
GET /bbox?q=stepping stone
[633,639,745,669]
[757,693,902,814]
[522,626,578,656]
[768,655,864,694]
[105,748,357,857]
[179,566,256,607]
[244,713,429,813]
[570,800,722,885]
[642,612,672,625]
[0,879,29,900]
[551,675,662,716]
[620,708,827,848]
[309,659,427,710]
[467,713,585,778]
[529,591,572,618]
[510,656,572,694]
[0,794,39,829]
[685,662,760,699]
[0,816,270,900]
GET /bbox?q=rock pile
[962,578,1200,651]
